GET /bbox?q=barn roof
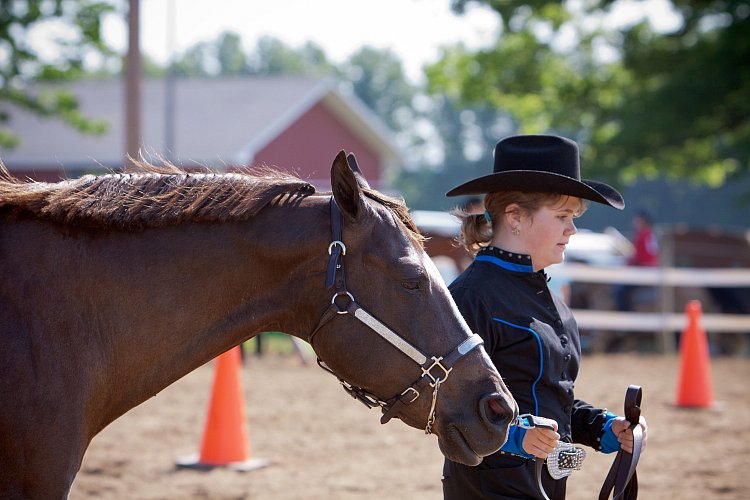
[1,76,400,172]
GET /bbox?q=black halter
[308,197,484,434]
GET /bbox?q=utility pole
[165,0,176,163]
[125,0,141,168]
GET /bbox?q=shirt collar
[475,246,535,273]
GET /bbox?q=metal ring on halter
[422,356,452,388]
[331,291,355,314]
[328,240,346,255]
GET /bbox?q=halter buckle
[340,380,383,409]
[400,386,420,404]
[328,240,346,255]
[422,356,452,387]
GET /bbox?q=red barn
[1,76,401,190]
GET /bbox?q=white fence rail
[559,263,750,288]
[556,263,750,352]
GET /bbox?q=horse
[0,151,517,498]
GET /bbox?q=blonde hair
[452,192,587,256]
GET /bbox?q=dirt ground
[69,350,750,500]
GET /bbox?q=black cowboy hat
[446,134,624,210]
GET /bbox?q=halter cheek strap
[379,334,483,433]
[308,197,485,434]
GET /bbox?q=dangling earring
[512,226,520,236]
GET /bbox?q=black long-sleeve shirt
[449,246,610,454]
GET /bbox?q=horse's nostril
[481,393,510,426]
[488,398,505,416]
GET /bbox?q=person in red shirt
[629,210,659,266]
[615,210,659,311]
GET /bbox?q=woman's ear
[504,203,522,229]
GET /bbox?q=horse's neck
[10,199,329,431]
[110,207,326,416]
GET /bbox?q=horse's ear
[346,153,371,190]
[331,150,363,220]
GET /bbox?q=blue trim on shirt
[475,255,534,273]
[491,317,544,415]
[500,426,534,458]
[600,411,621,454]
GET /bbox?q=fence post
[659,228,676,353]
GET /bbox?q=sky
[99,0,682,83]
[105,0,501,82]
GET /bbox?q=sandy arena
[69,350,749,499]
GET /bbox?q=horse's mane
[362,188,425,247]
[0,163,424,244]
[0,161,316,230]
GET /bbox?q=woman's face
[519,196,582,271]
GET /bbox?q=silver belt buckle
[546,441,586,480]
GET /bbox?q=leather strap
[325,197,346,290]
[599,385,644,500]
[529,416,557,500]
[310,196,486,433]
[535,458,551,500]
[522,386,643,500]
[380,334,483,424]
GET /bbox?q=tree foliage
[0,0,115,148]
[4,0,746,216]
[437,0,749,186]
[169,33,337,78]
[600,0,750,185]
[339,47,417,138]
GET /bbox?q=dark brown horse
[0,152,516,498]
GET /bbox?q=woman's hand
[610,416,648,454]
[521,418,560,458]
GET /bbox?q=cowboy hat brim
[446,170,624,210]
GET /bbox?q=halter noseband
[308,197,484,434]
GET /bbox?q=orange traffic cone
[177,346,270,471]
[675,300,714,408]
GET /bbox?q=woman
[442,135,647,499]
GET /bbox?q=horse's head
[309,151,517,466]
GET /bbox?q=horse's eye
[402,281,420,291]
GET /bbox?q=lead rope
[519,385,644,500]
[513,414,555,500]
[599,385,644,500]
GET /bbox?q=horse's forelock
[0,162,316,229]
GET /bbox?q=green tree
[216,31,246,75]
[593,0,750,186]
[435,0,749,186]
[170,33,336,78]
[249,36,334,76]
[393,91,515,210]
[170,40,213,77]
[339,46,423,156]
[0,0,116,148]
